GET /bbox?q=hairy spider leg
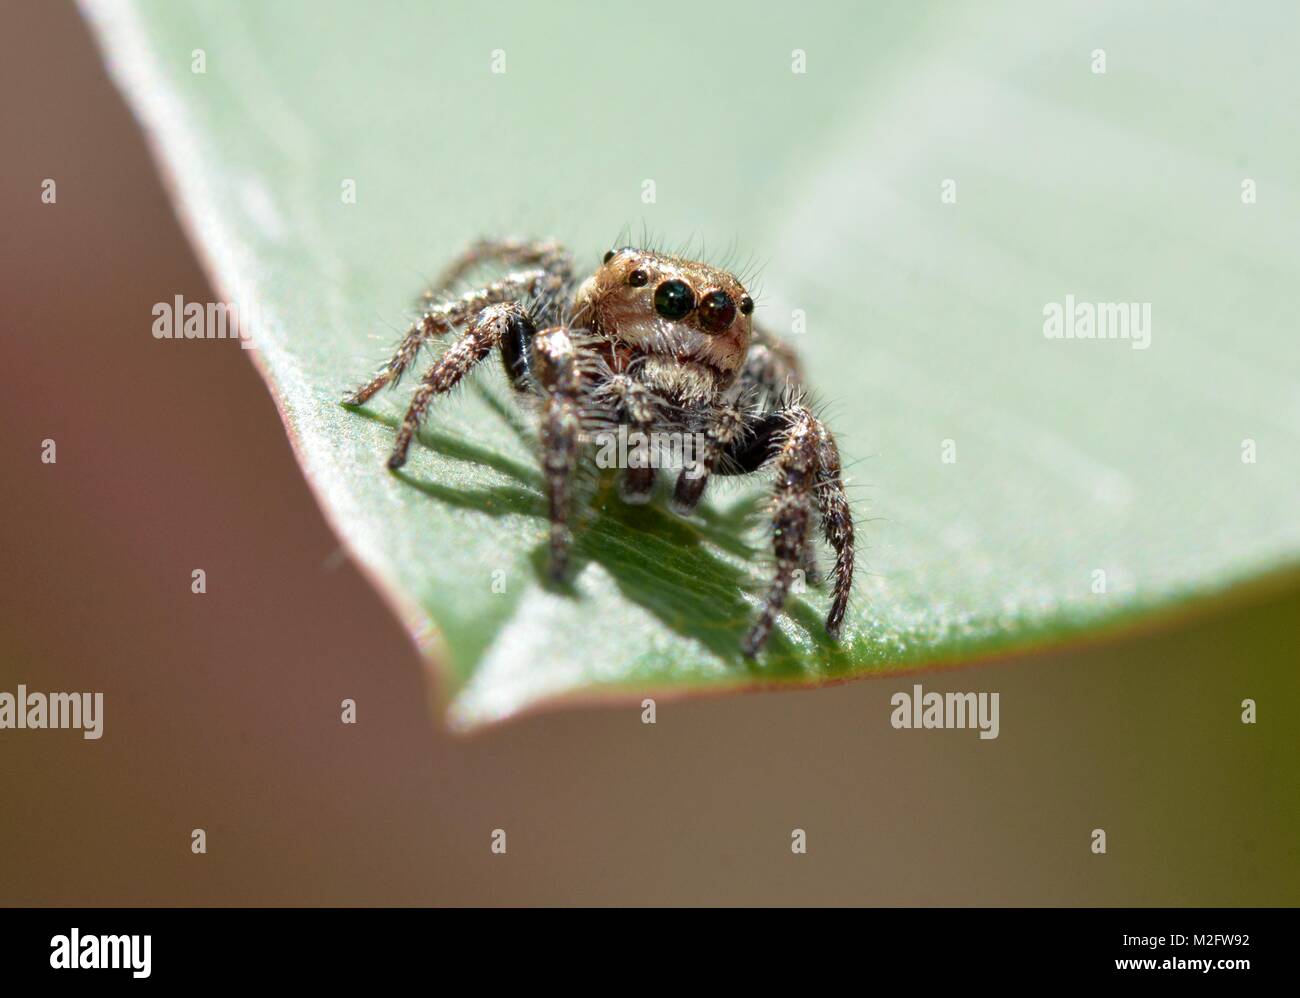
[385,302,530,469]
[711,407,827,588]
[421,237,572,305]
[741,322,805,402]
[344,270,550,407]
[742,405,854,656]
[532,327,582,580]
[814,422,854,638]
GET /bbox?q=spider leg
[703,407,819,585]
[742,321,806,402]
[742,405,854,656]
[344,268,551,406]
[669,323,805,514]
[602,374,660,503]
[386,302,528,469]
[421,237,571,305]
[813,419,855,638]
[532,326,582,580]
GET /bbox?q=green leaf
[85,0,1300,728]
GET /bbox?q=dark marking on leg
[715,409,787,476]
[499,310,537,391]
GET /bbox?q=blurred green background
[0,0,1295,904]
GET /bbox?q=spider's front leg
[742,405,855,657]
[385,302,531,469]
[532,327,582,580]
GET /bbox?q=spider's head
[573,247,754,396]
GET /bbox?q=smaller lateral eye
[628,269,649,287]
[739,295,753,315]
[603,250,615,264]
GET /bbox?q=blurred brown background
[0,0,1296,905]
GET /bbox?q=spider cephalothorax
[571,248,755,404]
[344,238,854,656]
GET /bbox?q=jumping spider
[344,238,854,656]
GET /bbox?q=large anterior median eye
[654,279,695,320]
[697,290,736,332]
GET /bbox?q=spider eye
[653,279,695,320]
[603,250,615,264]
[628,269,649,287]
[739,295,753,315]
[698,290,736,332]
